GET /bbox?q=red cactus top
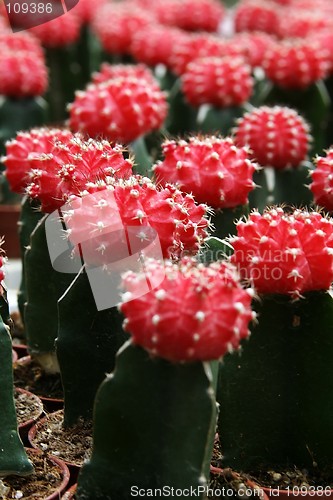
[0,48,47,97]
[120,257,254,362]
[63,176,209,262]
[154,136,257,209]
[233,106,312,169]
[230,207,333,298]
[68,76,168,144]
[310,148,333,211]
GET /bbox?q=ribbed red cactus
[63,176,209,262]
[72,0,108,24]
[154,136,257,209]
[68,76,168,144]
[169,33,244,76]
[29,12,81,48]
[91,63,155,85]
[181,56,253,108]
[233,106,311,169]
[0,49,47,97]
[130,25,187,69]
[154,0,225,32]
[310,149,333,211]
[229,32,276,68]
[230,207,333,298]
[262,39,330,89]
[0,32,44,58]
[92,3,154,55]
[25,137,133,213]
[119,257,254,362]
[3,128,73,194]
[235,0,280,34]
[276,10,329,39]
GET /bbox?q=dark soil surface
[15,389,43,426]
[13,357,64,400]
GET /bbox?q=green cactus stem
[0,292,33,477]
[166,79,197,136]
[24,215,74,374]
[130,136,153,178]
[211,204,249,240]
[196,105,245,136]
[261,81,330,156]
[248,170,271,212]
[198,236,233,264]
[0,97,48,204]
[17,196,43,325]
[56,268,128,428]
[217,290,333,472]
[269,162,313,208]
[77,342,217,500]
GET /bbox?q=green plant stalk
[56,268,128,428]
[217,291,333,472]
[211,204,249,239]
[0,292,33,477]
[0,96,48,204]
[166,79,197,136]
[261,81,330,156]
[17,196,43,325]
[197,105,245,136]
[24,216,74,374]
[77,342,217,500]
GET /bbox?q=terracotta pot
[14,355,64,412]
[61,483,77,499]
[0,204,21,258]
[211,466,333,499]
[28,411,82,483]
[15,387,44,445]
[1,448,70,499]
[210,465,270,500]
[12,343,28,359]
[12,349,18,363]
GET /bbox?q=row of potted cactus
[1,0,333,498]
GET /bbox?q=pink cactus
[119,257,254,362]
[63,176,209,262]
[153,0,225,32]
[0,49,47,97]
[68,76,168,144]
[0,241,5,284]
[181,56,253,108]
[91,63,155,86]
[25,137,133,213]
[92,3,154,55]
[29,12,81,48]
[0,32,44,58]
[233,106,311,169]
[3,128,73,194]
[230,207,333,298]
[262,39,330,89]
[154,136,257,209]
[235,0,281,34]
[310,149,333,211]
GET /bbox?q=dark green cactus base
[24,216,74,365]
[166,79,197,136]
[17,196,43,325]
[56,268,128,428]
[211,204,249,239]
[0,96,48,155]
[248,170,271,212]
[261,81,330,156]
[197,105,244,136]
[270,163,313,208]
[217,291,333,472]
[77,342,217,500]
[0,294,33,477]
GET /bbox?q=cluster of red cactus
[63,176,210,262]
[310,149,333,211]
[119,257,254,362]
